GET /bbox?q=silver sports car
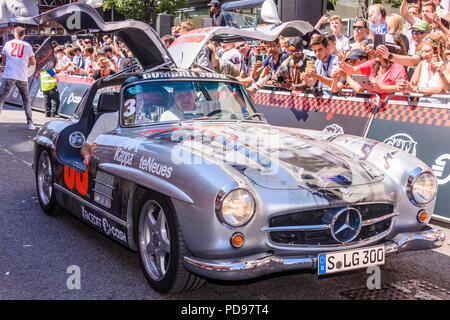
[33,4,445,293]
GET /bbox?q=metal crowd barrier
[254,88,450,222]
[254,87,381,137]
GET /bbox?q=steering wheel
[206,109,236,118]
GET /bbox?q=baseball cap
[103,45,113,53]
[207,0,220,6]
[410,19,430,32]
[345,49,369,62]
[287,37,305,51]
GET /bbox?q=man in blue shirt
[262,38,289,73]
[368,3,388,34]
[302,35,339,96]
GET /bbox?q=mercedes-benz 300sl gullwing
[33,4,445,293]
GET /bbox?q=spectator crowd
[46,0,450,102]
[49,34,136,80]
[164,0,450,102]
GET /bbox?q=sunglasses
[353,25,365,30]
[288,50,302,56]
[412,30,426,35]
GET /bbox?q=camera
[275,65,289,84]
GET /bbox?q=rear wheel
[35,148,61,215]
[136,192,205,293]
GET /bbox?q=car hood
[33,3,174,70]
[140,122,384,190]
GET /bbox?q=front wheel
[135,192,205,293]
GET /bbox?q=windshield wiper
[188,116,222,121]
[237,113,265,123]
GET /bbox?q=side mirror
[261,0,282,25]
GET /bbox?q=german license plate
[318,245,385,275]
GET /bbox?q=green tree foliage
[103,0,189,24]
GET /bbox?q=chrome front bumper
[183,227,445,281]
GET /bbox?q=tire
[35,148,61,215]
[135,192,205,293]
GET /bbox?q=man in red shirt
[0,27,36,129]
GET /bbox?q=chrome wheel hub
[139,200,170,281]
[37,151,53,206]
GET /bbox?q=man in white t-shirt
[221,43,243,71]
[0,27,36,129]
[329,15,350,51]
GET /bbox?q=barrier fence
[254,88,380,137]
[255,88,450,222]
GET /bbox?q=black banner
[31,74,93,117]
[254,90,378,137]
[34,37,57,76]
[366,101,450,220]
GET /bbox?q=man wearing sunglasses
[351,18,373,50]
[409,20,431,55]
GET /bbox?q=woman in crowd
[92,57,115,80]
[339,34,409,100]
[367,35,409,100]
[399,34,447,102]
[386,13,410,53]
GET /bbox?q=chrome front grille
[264,203,396,246]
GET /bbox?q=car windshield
[120,80,264,126]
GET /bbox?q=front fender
[98,163,193,204]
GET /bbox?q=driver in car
[159,83,198,121]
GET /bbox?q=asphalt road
[1,104,449,300]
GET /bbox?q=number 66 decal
[64,166,88,196]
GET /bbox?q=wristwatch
[387,53,393,61]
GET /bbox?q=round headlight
[220,189,255,227]
[408,171,437,206]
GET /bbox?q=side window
[93,85,121,114]
[122,83,171,126]
[73,91,89,120]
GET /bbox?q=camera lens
[277,75,286,83]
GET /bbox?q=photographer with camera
[272,37,309,91]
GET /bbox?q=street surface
[1,104,449,300]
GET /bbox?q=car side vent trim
[93,171,115,208]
